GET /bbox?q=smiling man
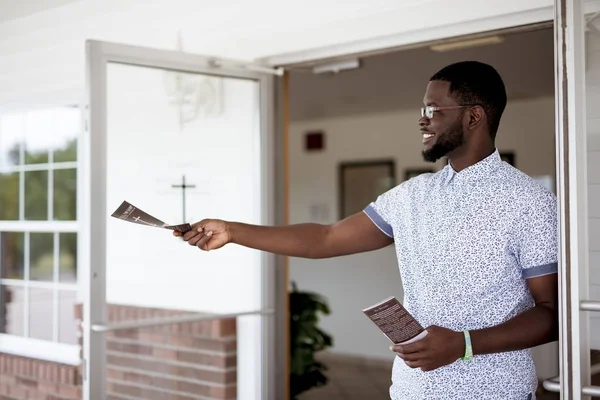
[176,61,559,400]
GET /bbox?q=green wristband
[461,330,473,361]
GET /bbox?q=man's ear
[468,106,485,130]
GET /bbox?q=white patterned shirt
[364,150,557,400]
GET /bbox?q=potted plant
[289,281,334,399]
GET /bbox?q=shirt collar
[444,149,502,184]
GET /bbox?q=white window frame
[0,103,83,366]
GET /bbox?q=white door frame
[552,0,592,397]
[82,39,279,400]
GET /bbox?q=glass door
[81,40,280,400]
[546,0,600,398]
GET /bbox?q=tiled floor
[298,353,392,400]
[297,352,561,400]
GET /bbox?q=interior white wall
[0,0,560,107]
[289,96,557,368]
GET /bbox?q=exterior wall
[0,303,237,400]
[0,353,81,399]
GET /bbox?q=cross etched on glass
[171,175,195,222]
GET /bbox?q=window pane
[59,233,77,283]
[53,107,79,163]
[0,232,24,279]
[1,285,24,336]
[53,168,76,221]
[24,170,48,220]
[0,113,23,167]
[58,290,77,345]
[29,288,53,341]
[23,110,52,165]
[30,233,54,282]
[0,171,20,220]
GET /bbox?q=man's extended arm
[177,211,394,259]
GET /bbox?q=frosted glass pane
[105,62,262,315]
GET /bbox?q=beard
[422,117,465,163]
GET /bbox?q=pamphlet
[110,200,193,233]
[362,296,428,345]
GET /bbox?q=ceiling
[289,27,554,121]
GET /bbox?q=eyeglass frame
[420,105,480,119]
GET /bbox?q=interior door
[546,0,600,398]
[81,40,281,400]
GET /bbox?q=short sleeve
[362,184,406,239]
[515,190,558,279]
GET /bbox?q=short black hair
[430,61,507,138]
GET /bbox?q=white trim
[1,279,77,290]
[261,1,600,67]
[0,221,78,232]
[52,232,60,342]
[0,161,79,174]
[0,333,80,365]
[84,39,108,400]
[23,232,30,337]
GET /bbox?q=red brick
[210,385,237,399]
[152,347,177,359]
[15,376,37,388]
[0,381,10,395]
[8,384,26,399]
[38,379,59,393]
[58,384,81,399]
[211,319,236,338]
[0,374,16,387]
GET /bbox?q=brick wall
[78,304,238,400]
[0,353,81,400]
[0,304,237,400]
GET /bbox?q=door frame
[82,39,279,399]
[554,0,594,397]
[273,2,600,399]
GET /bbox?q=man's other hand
[390,326,465,372]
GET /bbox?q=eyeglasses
[420,105,474,119]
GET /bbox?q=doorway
[284,24,564,400]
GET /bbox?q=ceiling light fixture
[312,58,361,74]
[429,36,505,52]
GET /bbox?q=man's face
[419,81,466,163]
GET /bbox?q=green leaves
[290,282,334,399]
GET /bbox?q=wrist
[454,330,466,360]
[225,221,236,244]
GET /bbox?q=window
[0,106,80,364]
